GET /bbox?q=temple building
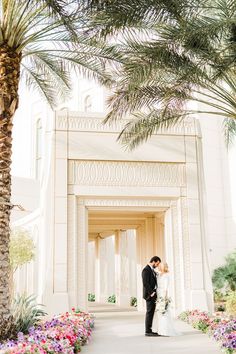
[11,78,236,315]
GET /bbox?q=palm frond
[118,109,185,150]
[21,38,121,107]
[91,0,236,148]
[21,62,64,108]
[37,0,79,37]
[0,1,87,50]
[25,49,71,93]
[85,0,202,37]
[0,0,123,108]
[223,118,236,147]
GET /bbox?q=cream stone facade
[11,81,236,316]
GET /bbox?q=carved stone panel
[68,160,186,187]
[55,112,199,136]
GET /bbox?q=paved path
[83,312,221,354]
[88,302,136,313]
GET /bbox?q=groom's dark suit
[142,265,158,334]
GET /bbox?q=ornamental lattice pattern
[55,113,198,136]
[68,160,186,187]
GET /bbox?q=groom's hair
[150,256,161,263]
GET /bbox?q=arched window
[36,119,42,179]
[84,95,92,112]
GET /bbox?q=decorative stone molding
[55,111,198,136]
[68,160,186,187]
[78,197,172,209]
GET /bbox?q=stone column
[185,135,213,311]
[67,195,78,309]
[145,217,155,261]
[154,215,165,260]
[99,238,108,303]
[94,236,101,303]
[77,200,88,311]
[87,239,95,295]
[163,200,187,315]
[115,230,130,307]
[127,230,137,298]
[114,230,121,305]
[136,226,145,311]
[164,207,176,312]
[107,235,115,297]
[50,124,69,314]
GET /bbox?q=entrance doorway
[87,210,165,312]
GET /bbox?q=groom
[142,256,161,337]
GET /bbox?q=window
[36,119,42,179]
[84,95,92,112]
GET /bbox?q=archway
[66,196,210,315]
[87,210,165,312]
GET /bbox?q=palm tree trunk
[0,44,21,339]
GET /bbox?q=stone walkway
[83,312,222,354]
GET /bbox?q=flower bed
[179,310,236,353]
[0,309,94,354]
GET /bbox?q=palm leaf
[118,109,185,149]
[223,118,236,147]
[90,0,236,147]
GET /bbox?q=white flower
[156,296,171,314]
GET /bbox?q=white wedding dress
[154,273,181,336]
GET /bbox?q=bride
[154,262,181,336]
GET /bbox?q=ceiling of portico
[88,210,164,240]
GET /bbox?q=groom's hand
[150,292,156,297]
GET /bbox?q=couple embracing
[142,256,180,337]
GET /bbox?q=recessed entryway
[87,209,165,312]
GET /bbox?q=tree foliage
[226,291,236,315]
[87,0,236,149]
[0,0,120,108]
[212,250,236,293]
[9,228,35,272]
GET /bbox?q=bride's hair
[163,262,169,273]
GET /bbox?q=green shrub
[130,297,137,307]
[178,311,190,322]
[225,350,234,354]
[215,303,225,312]
[214,289,225,302]
[226,291,236,316]
[12,293,47,334]
[107,294,116,303]
[193,320,209,333]
[212,250,236,293]
[88,293,95,302]
[74,340,81,353]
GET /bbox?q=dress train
[154,273,181,336]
